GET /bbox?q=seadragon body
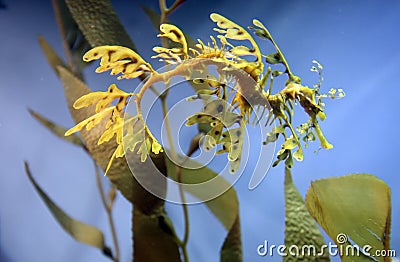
[65,13,340,173]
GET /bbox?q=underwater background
[0,0,399,261]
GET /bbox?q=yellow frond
[226,126,244,162]
[92,84,130,113]
[83,46,154,79]
[210,13,238,30]
[137,138,151,162]
[105,143,125,175]
[65,107,114,136]
[229,157,241,174]
[115,143,125,158]
[230,46,255,56]
[158,24,188,59]
[123,128,144,152]
[151,139,163,154]
[97,116,124,145]
[152,46,183,63]
[210,13,263,80]
[73,91,107,110]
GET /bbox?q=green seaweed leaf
[56,65,181,260]
[38,36,67,77]
[24,162,113,258]
[306,174,392,262]
[28,109,85,148]
[284,168,329,261]
[166,158,238,230]
[51,0,91,76]
[141,4,162,31]
[220,215,242,262]
[65,0,136,50]
[165,157,241,261]
[133,207,181,262]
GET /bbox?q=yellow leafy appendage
[83,46,154,79]
[65,84,132,173]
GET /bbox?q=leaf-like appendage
[311,116,333,149]
[292,147,304,161]
[154,24,189,62]
[265,53,283,65]
[65,106,115,136]
[204,123,223,150]
[83,46,153,79]
[230,45,254,56]
[98,115,124,145]
[159,24,187,50]
[251,19,272,40]
[64,81,139,173]
[210,13,263,80]
[73,84,131,113]
[225,127,243,161]
[152,46,187,65]
[306,174,392,262]
[282,137,298,150]
[186,97,245,174]
[58,65,171,216]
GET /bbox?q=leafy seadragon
[65,13,343,174]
